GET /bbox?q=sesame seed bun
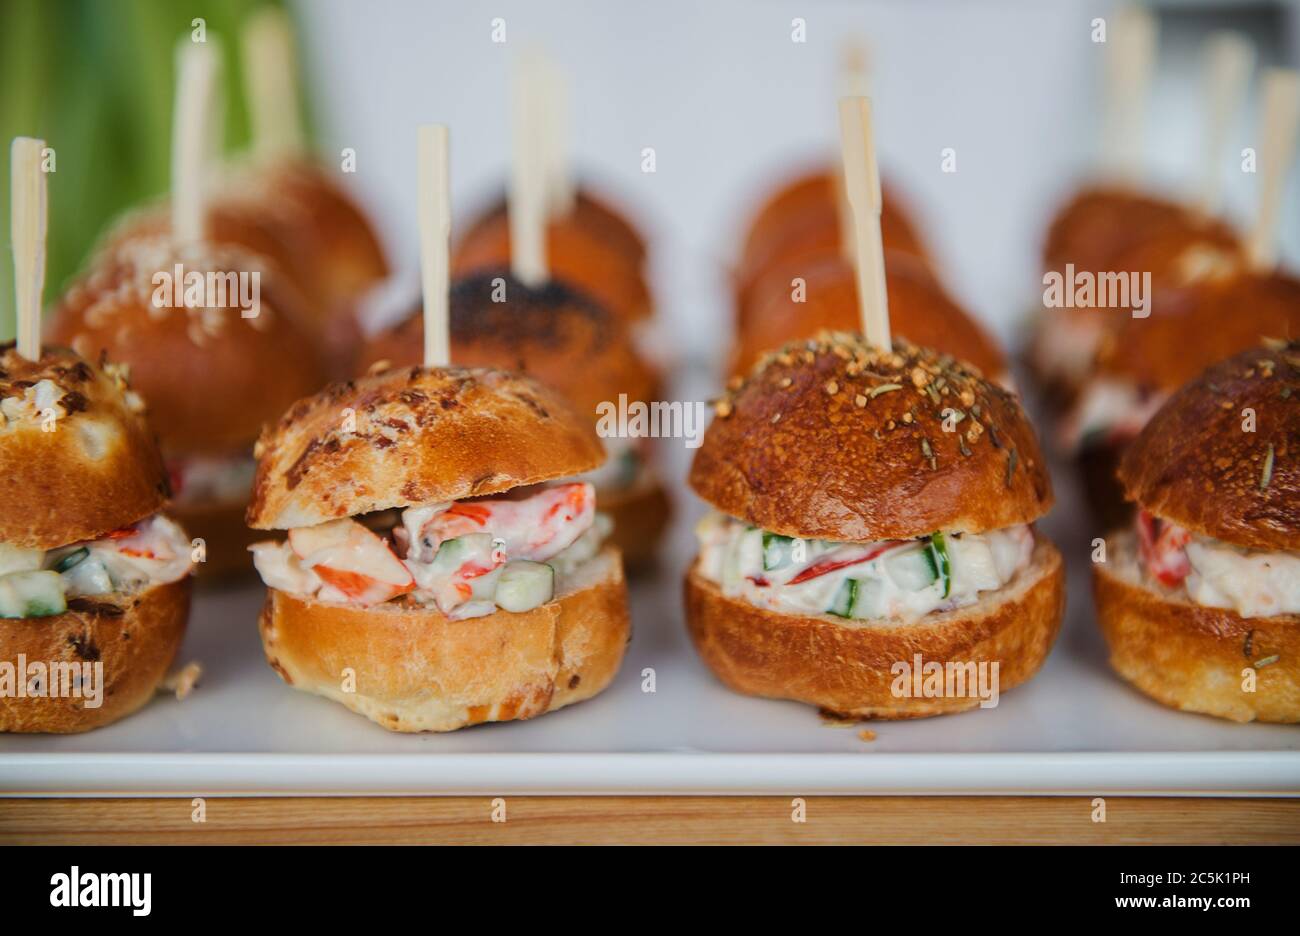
[47,236,329,457]
[732,249,1008,382]
[246,364,604,530]
[1118,340,1300,552]
[690,333,1052,542]
[0,345,168,549]
[257,546,628,732]
[1093,530,1299,723]
[0,577,192,733]
[685,537,1064,719]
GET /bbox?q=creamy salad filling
[1136,510,1300,619]
[0,515,194,619]
[251,482,609,619]
[1060,378,1167,454]
[168,452,258,506]
[696,512,1035,621]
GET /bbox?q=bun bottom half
[684,537,1064,719]
[1094,532,1300,723]
[0,578,192,733]
[257,546,630,732]
[171,498,260,581]
[600,480,671,571]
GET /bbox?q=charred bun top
[246,364,604,530]
[0,344,168,549]
[362,273,659,420]
[691,332,1052,541]
[1119,339,1300,551]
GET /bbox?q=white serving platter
[1,365,1298,798]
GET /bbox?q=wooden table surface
[3,795,1298,844]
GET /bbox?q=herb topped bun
[685,331,1064,719]
[1093,340,1300,722]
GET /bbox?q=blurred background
[2,0,1298,355]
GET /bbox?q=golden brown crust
[360,273,661,420]
[601,479,672,570]
[247,365,604,529]
[257,547,629,732]
[48,236,329,456]
[684,537,1064,718]
[691,333,1052,541]
[1094,533,1299,723]
[1094,272,1300,395]
[0,345,169,549]
[0,577,192,733]
[735,167,928,308]
[170,498,259,580]
[452,205,652,323]
[732,249,1008,381]
[1118,340,1300,551]
[462,188,647,267]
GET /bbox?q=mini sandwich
[245,364,631,732]
[0,345,194,733]
[362,273,670,567]
[685,332,1064,718]
[1094,340,1300,723]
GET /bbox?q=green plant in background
[1,0,305,341]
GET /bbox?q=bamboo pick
[510,52,549,286]
[1246,68,1300,271]
[417,125,451,368]
[1102,5,1157,184]
[1199,31,1254,216]
[10,137,47,362]
[242,7,306,161]
[171,38,218,245]
[837,96,891,351]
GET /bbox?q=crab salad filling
[695,512,1035,621]
[251,482,609,619]
[0,515,194,619]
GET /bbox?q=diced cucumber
[849,577,886,618]
[925,533,952,599]
[762,532,794,571]
[495,560,555,612]
[430,533,493,575]
[61,556,113,597]
[0,570,67,619]
[886,546,938,592]
[0,543,43,577]
[828,578,858,618]
[52,547,89,573]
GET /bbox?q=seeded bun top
[1093,271,1300,394]
[247,364,604,530]
[47,235,329,456]
[691,332,1052,541]
[733,249,1007,382]
[0,344,169,549]
[1118,340,1300,551]
[362,273,659,421]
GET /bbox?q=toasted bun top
[47,235,329,456]
[362,273,659,420]
[463,188,646,266]
[1094,271,1300,393]
[1042,187,1187,271]
[247,364,604,529]
[1119,340,1300,551]
[0,344,168,548]
[734,250,1007,381]
[692,332,1052,541]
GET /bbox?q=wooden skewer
[11,137,47,363]
[1102,4,1157,184]
[834,38,872,259]
[1199,31,1254,216]
[1247,68,1300,271]
[171,38,218,245]
[417,125,451,368]
[543,57,575,219]
[242,7,306,161]
[837,96,891,352]
[510,52,550,286]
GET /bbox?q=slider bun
[362,273,660,420]
[1094,531,1299,723]
[685,538,1064,719]
[0,577,192,733]
[170,498,261,579]
[247,364,604,530]
[0,345,168,549]
[601,480,672,569]
[452,204,652,323]
[735,167,928,309]
[257,546,629,732]
[1118,340,1300,551]
[1094,272,1300,397]
[732,249,1008,381]
[461,188,646,267]
[48,236,329,456]
[692,333,1052,542]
